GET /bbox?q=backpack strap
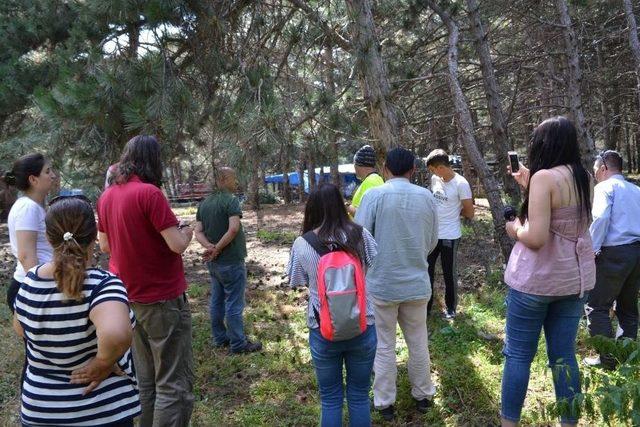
[302,231,331,256]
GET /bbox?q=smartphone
[508,151,519,173]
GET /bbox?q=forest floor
[0,202,616,426]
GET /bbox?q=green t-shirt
[351,172,384,208]
[196,190,247,264]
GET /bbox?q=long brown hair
[45,198,97,300]
[519,116,591,222]
[114,135,163,187]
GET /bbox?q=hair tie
[63,232,74,242]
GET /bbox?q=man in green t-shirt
[347,144,385,217]
[194,167,262,354]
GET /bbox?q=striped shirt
[287,228,378,329]
[14,266,140,426]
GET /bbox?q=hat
[353,145,376,167]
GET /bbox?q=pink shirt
[505,206,595,297]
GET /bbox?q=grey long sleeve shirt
[355,177,439,302]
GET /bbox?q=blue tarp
[265,165,358,194]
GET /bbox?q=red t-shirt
[97,175,186,303]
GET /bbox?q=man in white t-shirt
[425,149,474,318]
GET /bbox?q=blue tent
[265,164,358,195]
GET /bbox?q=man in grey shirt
[355,147,439,421]
[586,150,640,368]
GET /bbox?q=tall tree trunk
[625,117,633,174]
[297,149,305,202]
[426,1,513,261]
[282,145,292,204]
[323,44,342,189]
[556,0,596,165]
[345,0,401,159]
[596,44,612,151]
[127,23,139,59]
[623,0,640,115]
[244,141,260,211]
[466,0,520,201]
[610,80,622,151]
[307,143,317,193]
[246,146,261,210]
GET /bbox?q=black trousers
[586,242,640,340]
[7,278,27,392]
[427,238,460,314]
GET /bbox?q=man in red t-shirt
[97,135,194,427]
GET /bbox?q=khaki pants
[372,296,436,409]
[131,294,195,427]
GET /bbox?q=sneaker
[583,354,616,370]
[378,405,394,421]
[444,310,456,319]
[230,340,263,355]
[415,398,433,413]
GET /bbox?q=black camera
[504,205,517,222]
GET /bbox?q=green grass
[256,229,298,246]
[0,261,629,425]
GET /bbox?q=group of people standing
[287,116,640,427]
[2,115,640,427]
[4,136,258,426]
[288,144,474,425]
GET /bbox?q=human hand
[505,218,522,239]
[203,246,220,262]
[507,163,530,188]
[70,357,124,395]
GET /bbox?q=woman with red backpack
[288,183,378,427]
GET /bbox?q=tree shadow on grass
[427,311,503,426]
[190,270,319,426]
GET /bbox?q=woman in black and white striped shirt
[12,197,140,427]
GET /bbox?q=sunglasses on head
[49,194,92,207]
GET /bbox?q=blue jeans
[207,261,247,351]
[501,288,587,424]
[309,325,377,427]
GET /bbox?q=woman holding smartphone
[501,116,595,426]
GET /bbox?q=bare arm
[461,199,475,219]
[507,171,553,250]
[347,204,357,216]
[98,232,110,254]
[13,314,24,338]
[15,231,38,272]
[160,226,193,254]
[70,301,132,394]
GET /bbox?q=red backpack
[302,231,368,341]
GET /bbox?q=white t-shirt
[431,173,473,239]
[8,197,54,282]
